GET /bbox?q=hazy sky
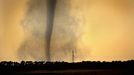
[0,0,134,61]
[0,0,28,61]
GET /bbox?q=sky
[0,0,134,62]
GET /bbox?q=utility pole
[72,49,75,63]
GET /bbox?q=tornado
[46,0,57,61]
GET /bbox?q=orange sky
[0,0,28,61]
[0,0,134,61]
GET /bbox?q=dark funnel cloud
[45,0,57,61]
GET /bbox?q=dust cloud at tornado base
[18,0,47,61]
[18,0,82,62]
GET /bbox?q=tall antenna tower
[72,49,75,63]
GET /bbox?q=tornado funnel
[45,0,57,61]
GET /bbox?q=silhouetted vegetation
[0,60,134,74]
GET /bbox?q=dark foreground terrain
[0,60,134,75]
